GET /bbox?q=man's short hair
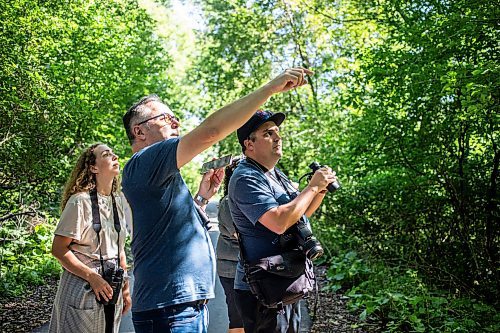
[123,94,163,144]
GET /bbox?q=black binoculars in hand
[309,162,341,193]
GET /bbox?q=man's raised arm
[177,67,313,168]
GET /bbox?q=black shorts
[219,276,244,329]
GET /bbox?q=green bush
[325,249,500,332]
[0,219,61,297]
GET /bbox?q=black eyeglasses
[136,113,179,127]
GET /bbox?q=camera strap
[90,189,122,275]
[273,168,299,199]
[246,158,302,246]
[246,157,298,199]
[237,158,300,260]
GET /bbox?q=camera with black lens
[295,217,324,260]
[309,161,341,192]
[279,161,341,261]
[281,217,324,261]
[96,266,124,306]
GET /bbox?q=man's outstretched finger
[290,67,313,80]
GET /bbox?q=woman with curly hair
[49,143,131,333]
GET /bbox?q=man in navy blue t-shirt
[121,68,313,333]
[228,110,337,332]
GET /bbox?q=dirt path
[308,266,381,333]
[0,266,381,333]
[0,277,58,332]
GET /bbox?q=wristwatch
[195,194,209,205]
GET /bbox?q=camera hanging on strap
[89,189,124,333]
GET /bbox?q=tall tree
[0,0,172,215]
[192,0,499,304]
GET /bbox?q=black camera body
[281,217,324,261]
[96,266,124,306]
[309,161,341,192]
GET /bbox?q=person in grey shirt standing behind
[217,159,244,333]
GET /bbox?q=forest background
[0,0,498,332]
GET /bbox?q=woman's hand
[51,235,115,303]
[88,272,113,303]
[122,280,132,314]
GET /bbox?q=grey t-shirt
[122,138,216,312]
[228,159,306,290]
[216,196,240,278]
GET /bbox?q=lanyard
[246,157,298,199]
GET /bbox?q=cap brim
[238,112,286,147]
[267,112,286,127]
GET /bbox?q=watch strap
[195,194,209,205]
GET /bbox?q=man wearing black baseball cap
[236,110,285,150]
[228,110,337,332]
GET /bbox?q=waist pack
[244,249,315,309]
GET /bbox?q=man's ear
[244,139,254,152]
[133,125,145,140]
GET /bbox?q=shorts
[219,276,243,329]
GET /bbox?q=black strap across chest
[89,189,121,272]
[246,157,298,199]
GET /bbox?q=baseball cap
[237,110,286,147]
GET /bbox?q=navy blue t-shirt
[122,138,216,312]
[228,159,308,290]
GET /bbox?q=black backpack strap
[232,221,248,266]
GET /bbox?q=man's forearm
[261,185,320,234]
[177,68,310,168]
[305,191,327,217]
[176,85,274,168]
[193,85,273,145]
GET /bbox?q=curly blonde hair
[60,143,120,211]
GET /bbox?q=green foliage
[327,251,500,332]
[0,219,61,297]
[196,0,499,331]
[0,0,173,216]
[0,0,498,330]
[0,0,182,297]
[333,0,499,302]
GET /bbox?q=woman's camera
[96,266,124,306]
